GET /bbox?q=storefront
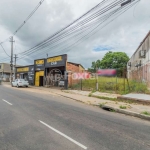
[44,54,67,87]
[34,59,45,86]
[15,54,85,88]
[16,65,34,85]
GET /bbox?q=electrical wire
[26,0,139,58]
[0,44,10,57]
[13,0,45,36]
[1,0,140,62]
[17,1,135,58]
[18,0,122,56]
[0,0,45,45]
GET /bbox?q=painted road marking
[2,99,13,105]
[39,120,87,149]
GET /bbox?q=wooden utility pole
[10,36,14,83]
[14,54,18,79]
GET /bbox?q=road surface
[0,85,150,150]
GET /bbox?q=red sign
[97,69,117,76]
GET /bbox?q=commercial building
[127,31,150,87]
[16,65,34,85]
[16,54,85,88]
[0,63,13,81]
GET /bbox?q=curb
[29,86,89,104]
[30,86,150,121]
[102,105,150,121]
[117,96,150,105]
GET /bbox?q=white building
[127,31,150,87]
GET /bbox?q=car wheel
[26,86,28,88]
[17,84,19,88]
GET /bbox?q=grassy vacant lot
[71,77,148,94]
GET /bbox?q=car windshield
[19,79,25,81]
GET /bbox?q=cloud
[0,0,150,68]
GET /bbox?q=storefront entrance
[35,71,44,86]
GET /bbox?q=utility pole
[10,36,14,83]
[14,54,18,79]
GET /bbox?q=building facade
[16,54,85,88]
[16,65,34,85]
[0,63,13,81]
[127,31,150,87]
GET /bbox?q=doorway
[35,71,44,86]
[39,76,43,86]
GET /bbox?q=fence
[69,75,148,94]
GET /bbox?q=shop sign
[35,60,44,65]
[47,56,62,63]
[45,54,67,67]
[17,67,29,72]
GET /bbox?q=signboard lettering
[47,56,62,63]
[36,60,44,65]
[51,62,57,65]
[17,67,29,72]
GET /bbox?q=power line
[0,44,10,57]
[1,0,140,62]
[0,0,45,45]
[13,0,45,36]
[17,0,122,56]
[18,0,134,58]
[25,0,139,59]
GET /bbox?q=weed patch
[141,111,150,116]
[120,105,127,109]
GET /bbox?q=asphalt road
[0,85,150,150]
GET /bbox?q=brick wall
[67,62,79,72]
[67,62,84,87]
[129,64,150,88]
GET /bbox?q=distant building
[0,63,12,81]
[127,31,150,87]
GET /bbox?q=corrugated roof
[67,62,85,69]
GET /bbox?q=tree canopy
[88,51,129,76]
[100,51,129,69]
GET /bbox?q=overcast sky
[0,0,150,68]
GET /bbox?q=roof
[68,62,85,69]
[131,31,150,59]
[0,63,10,65]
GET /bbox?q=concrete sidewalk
[29,86,150,121]
[120,93,150,101]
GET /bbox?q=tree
[88,60,101,73]
[100,51,129,76]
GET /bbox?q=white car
[12,79,29,88]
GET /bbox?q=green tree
[100,51,129,76]
[88,60,101,73]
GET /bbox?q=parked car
[12,79,29,88]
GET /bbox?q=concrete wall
[127,31,150,87]
[0,63,11,81]
[0,63,11,73]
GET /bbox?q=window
[0,65,1,69]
